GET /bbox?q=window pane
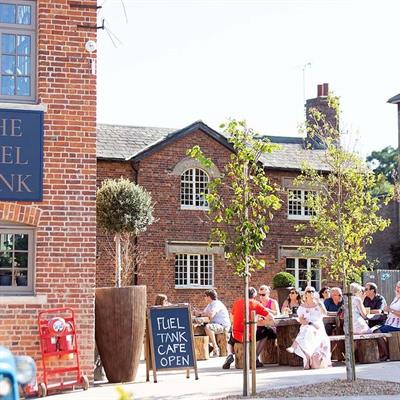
[14,252,27,268]
[286,258,295,269]
[16,76,30,95]
[16,270,27,286]
[0,233,13,251]
[189,255,197,285]
[14,234,28,250]
[194,169,208,207]
[16,56,30,75]
[2,34,16,54]
[0,4,16,24]
[17,35,30,55]
[2,55,15,74]
[16,5,31,24]
[0,271,12,286]
[181,170,193,206]
[0,252,12,268]
[175,254,187,286]
[1,75,15,95]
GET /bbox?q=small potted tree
[272,271,296,308]
[96,178,154,383]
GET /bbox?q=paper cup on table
[365,307,371,315]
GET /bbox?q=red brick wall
[0,0,97,381]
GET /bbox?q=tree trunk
[343,282,356,381]
[243,270,249,396]
[115,233,121,288]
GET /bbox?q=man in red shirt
[222,287,272,369]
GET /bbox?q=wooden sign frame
[146,304,198,383]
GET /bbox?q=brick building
[97,88,332,309]
[0,0,97,380]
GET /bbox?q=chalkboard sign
[146,305,198,382]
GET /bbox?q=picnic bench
[329,332,392,363]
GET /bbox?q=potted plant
[96,178,154,383]
[272,271,296,308]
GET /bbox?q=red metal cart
[36,307,89,397]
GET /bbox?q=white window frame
[174,253,214,289]
[285,257,320,291]
[0,0,36,103]
[0,223,35,295]
[287,189,316,220]
[180,168,209,210]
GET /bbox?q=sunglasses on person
[259,293,266,296]
[305,290,315,293]
[290,291,297,295]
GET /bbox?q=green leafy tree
[96,178,154,287]
[297,97,391,381]
[188,120,281,396]
[366,146,398,184]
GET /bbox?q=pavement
[37,358,400,400]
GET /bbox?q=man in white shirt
[195,289,231,357]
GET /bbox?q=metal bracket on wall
[77,19,105,30]
[68,1,102,10]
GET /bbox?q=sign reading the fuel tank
[0,109,44,201]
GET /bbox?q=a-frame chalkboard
[146,304,199,382]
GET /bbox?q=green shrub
[272,271,295,289]
[97,178,154,235]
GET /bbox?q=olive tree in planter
[96,178,154,383]
[272,272,296,308]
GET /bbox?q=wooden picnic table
[275,316,336,366]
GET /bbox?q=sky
[97,0,400,158]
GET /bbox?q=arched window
[180,168,209,209]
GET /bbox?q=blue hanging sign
[0,109,44,201]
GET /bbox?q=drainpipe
[388,94,400,238]
[130,160,140,285]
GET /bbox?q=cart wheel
[81,374,89,390]
[37,382,47,398]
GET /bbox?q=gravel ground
[222,379,400,398]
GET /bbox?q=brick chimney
[305,83,339,149]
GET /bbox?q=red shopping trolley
[36,307,89,397]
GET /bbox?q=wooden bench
[388,331,400,361]
[329,332,392,363]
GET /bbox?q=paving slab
[40,358,400,400]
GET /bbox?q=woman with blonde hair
[349,282,371,334]
[286,286,331,369]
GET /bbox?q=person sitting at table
[281,288,301,315]
[222,287,273,369]
[319,287,330,300]
[286,286,331,369]
[349,283,372,334]
[324,287,343,312]
[258,285,279,316]
[363,282,387,328]
[376,281,400,360]
[195,289,231,357]
[154,293,171,306]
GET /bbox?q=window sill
[175,285,214,290]
[0,294,47,305]
[180,206,210,211]
[288,215,312,221]
[0,102,48,112]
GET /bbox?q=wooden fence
[362,269,400,304]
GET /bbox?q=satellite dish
[85,40,97,53]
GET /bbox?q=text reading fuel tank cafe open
[150,308,194,370]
